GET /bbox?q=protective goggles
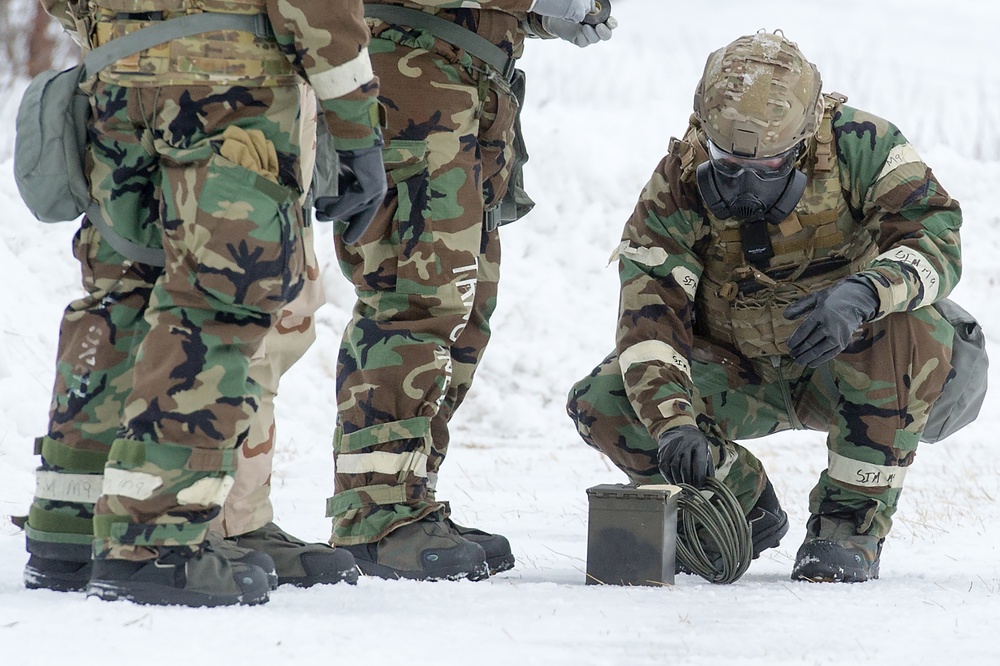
[707,141,800,181]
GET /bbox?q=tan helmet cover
[693,31,824,158]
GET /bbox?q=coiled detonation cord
[674,477,753,584]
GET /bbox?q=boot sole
[354,558,489,582]
[791,563,878,583]
[279,566,360,588]
[86,580,269,607]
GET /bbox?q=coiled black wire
[674,477,753,584]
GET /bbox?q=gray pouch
[921,298,988,443]
[14,65,92,223]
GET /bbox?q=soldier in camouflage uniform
[325,0,617,580]
[566,31,963,583]
[211,84,365,589]
[22,0,385,606]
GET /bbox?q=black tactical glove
[656,425,715,488]
[315,146,388,244]
[784,275,881,368]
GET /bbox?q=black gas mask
[696,141,807,266]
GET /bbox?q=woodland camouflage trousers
[26,82,307,561]
[327,29,516,545]
[567,306,955,562]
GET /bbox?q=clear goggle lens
[708,142,799,180]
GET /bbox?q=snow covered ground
[2,1,999,664]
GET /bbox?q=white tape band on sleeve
[311,51,375,101]
[619,340,692,380]
[873,246,940,303]
[876,142,923,182]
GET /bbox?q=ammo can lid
[586,483,680,500]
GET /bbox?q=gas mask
[696,141,806,225]
[696,141,807,267]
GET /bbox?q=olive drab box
[922,299,988,443]
[585,483,679,586]
[14,65,92,223]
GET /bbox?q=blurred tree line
[1,0,78,87]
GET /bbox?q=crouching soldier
[567,31,980,582]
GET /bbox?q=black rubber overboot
[23,538,93,592]
[342,519,488,582]
[747,479,789,558]
[791,510,883,583]
[86,547,270,607]
[230,522,358,587]
[444,519,515,575]
[791,538,882,583]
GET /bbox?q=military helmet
[693,31,823,158]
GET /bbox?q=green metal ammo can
[585,483,680,586]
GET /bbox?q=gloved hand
[531,0,595,22]
[656,425,715,488]
[540,14,617,47]
[314,146,388,244]
[784,275,881,367]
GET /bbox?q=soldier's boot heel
[444,519,515,575]
[229,522,359,587]
[23,536,93,592]
[24,554,92,592]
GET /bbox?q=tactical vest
[87,0,297,87]
[677,94,879,359]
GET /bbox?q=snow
[2,1,999,664]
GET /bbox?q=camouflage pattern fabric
[213,223,324,536]
[45,0,383,152]
[27,0,379,562]
[326,9,523,545]
[364,0,536,57]
[26,83,307,561]
[568,101,962,558]
[570,302,954,561]
[214,84,325,537]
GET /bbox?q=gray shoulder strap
[363,5,514,79]
[87,204,167,267]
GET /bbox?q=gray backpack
[921,298,988,443]
[13,13,269,226]
[14,64,91,223]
